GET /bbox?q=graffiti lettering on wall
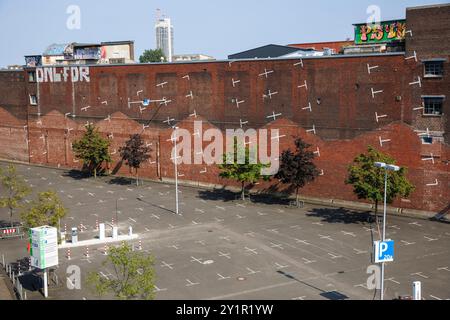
[354,20,406,44]
[74,46,100,60]
[25,56,42,68]
[36,67,90,83]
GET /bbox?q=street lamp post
[171,126,180,215]
[374,162,400,301]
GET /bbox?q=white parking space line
[244,247,258,255]
[341,231,356,237]
[186,279,200,287]
[411,272,429,279]
[190,256,203,264]
[424,236,438,242]
[328,253,343,259]
[386,277,400,284]
[294,239,311,245]
[409,222,423,227]
[437,266,450,272]
[218,251,231,259]
[353,248,368,255]
[401,240,416,246]
[244,231,256,237]
[217,273,231,280]
[270,242,284,250]
[319,234,333,241]
[161,261,174,270]
[302,258,316,264]
[154,285,168,292]
[246,267,261,275]
[274,263,289,269]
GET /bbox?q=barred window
[424,61,444,77]
[29,95,38,105]
[28,71,36,82]
[423,97,443,115]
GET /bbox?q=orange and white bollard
[112,217,115,226]
[79,223,83,233]
[103,245,108,255]
[66,248,71,260]
[85,247,89,258]
[64,224,67,233]
[138,240,142,251]
[95,220,99,231]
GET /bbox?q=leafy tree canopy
[346,146,415,214]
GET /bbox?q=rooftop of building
[406,2,450,10]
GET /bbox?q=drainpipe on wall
[157,137,161,180]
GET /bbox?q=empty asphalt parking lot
[0,162,449,300]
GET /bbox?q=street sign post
[30,226,59,298]
[374,240,394,263]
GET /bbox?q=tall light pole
[374,162,400,301]
[171,126,180,215]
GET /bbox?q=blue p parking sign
[374,240,394,263]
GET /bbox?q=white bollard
[99,223,105,241]
[112,227,118,239]
[413,281,421,300]
[129,226,133,236]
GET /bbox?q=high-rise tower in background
[155,9,174,62]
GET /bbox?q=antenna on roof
[156,8,161,21]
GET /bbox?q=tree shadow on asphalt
[196,187,291,206]
[277,270,349,300]
[306,207,374,225]
[107,176,134,186]
[62,169,91,180]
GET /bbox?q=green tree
[119,134,150,186]
[20,191,67,230]
[219,139,270,201]
[275,138,320,207]
[0,165,31,226]
[72,124,112,178]
[139,49,166,63]
[86,242,156,300]
[346,146,415,217]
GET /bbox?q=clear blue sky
[0,0,444,67]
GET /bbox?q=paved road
[0,162,449,300]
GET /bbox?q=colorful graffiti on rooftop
[354,20,406,45]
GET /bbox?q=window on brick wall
[28,71,36,82]
[421,136,433,144]
[423,97,444,116]
[29,94,38,105]
[424,61,444,77]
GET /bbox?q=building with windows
[172,54,215,62]
[155,16,174,62]
[31,41,135,66]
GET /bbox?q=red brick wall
[0,54,441,213]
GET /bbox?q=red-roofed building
[288,40,353,54]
